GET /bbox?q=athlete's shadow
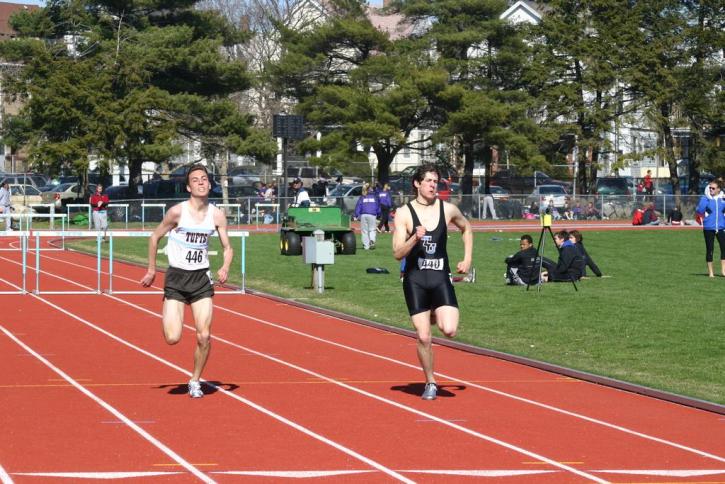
[158,381,239,396]
[390,383,465,398]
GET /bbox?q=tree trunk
[660,103,681,208]
[460,140,474,216]
[373,145,394,184]
[128,159,143,198]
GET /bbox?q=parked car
[476,184,510,199]
[594,177,631,196]
[1,173,49,189]
[491,169,570,194]
[9,184,43,212]
[527,184,568,209]
[40,183,97,210]
[227,167,261,186]
[324,183,362,213]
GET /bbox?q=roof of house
[0,2,38,38]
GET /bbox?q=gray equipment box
[303,237,335,265]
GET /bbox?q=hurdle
[67,204,92,229]
[217,203,241,225]
[0,231,29,294]
[33,231,102,295]
[254,203,280,227]
[141,203,166,229]
[106,230,249,295]
[108,203,129,229]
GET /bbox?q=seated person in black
[541,230,585,282]
[505,234,539,285]
[667,206,683,225]
[569,229,602,278]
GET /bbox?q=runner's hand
[456,260,470,274]
[217,268,228,285]
[414,225,426,240]
[140,270,156,287]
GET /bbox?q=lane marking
[0,463,12,484]
[211,470,374,477]
[13,472,183,479]
[592,469,725,477]
[9,253,725,466]
[0,283,413,484]
[1,266,599,483]
[0,326,214,484]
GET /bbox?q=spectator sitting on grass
[572,201,583,220]
[667,206,683,226]
[505,234,539,285]
[642,202,660,225]
[585,202,600,220]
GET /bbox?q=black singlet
[402,200,458,316]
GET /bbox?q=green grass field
[73,227,725,405]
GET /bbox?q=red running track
[0,236,723,483]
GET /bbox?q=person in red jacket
[89,184,110,239]
[643,170,653,195]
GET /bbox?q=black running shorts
[164,266,214,304]
[403,270,458,316]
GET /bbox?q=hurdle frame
[33,231,102,295]
[254,203,280,227]
[141,203,166,229]
[217,203,241,225]
[106,230,249,295]
[67,204,92,229]
[108,203,129,229]
[0,231,29,294]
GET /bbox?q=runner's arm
[392,206,424,260]
[214,207,233,284]
[447,202,473,274]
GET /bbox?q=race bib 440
[417,257,444,270]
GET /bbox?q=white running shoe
[188,380,204,398]
[421,382,438,400]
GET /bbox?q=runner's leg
[162,299,185,344]
[411,311,435,384]
[189,297,213,381]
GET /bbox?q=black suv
[594,177,631,195]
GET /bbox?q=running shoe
[188,380,204,398]
[421,382,437,400]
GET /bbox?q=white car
[527,184,568,209]
[9,184,43,213]
[323,183,362,213]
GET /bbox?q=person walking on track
[392,163,473,400]
[140,164,233,398]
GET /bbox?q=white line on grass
[0,325,214,484]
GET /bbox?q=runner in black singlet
[402,199,458,315]
[393,163,473,400]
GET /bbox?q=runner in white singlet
[141,164,233,398]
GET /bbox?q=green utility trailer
[280,206,356,256]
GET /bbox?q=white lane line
[0,326,213,484]
[212,470,376,477]
[212,301,725,464]
[13,254,725,464]
[593,469,725,477]
[0,279,412,484]
[0,260,601,483]
[0,463,13,484]
[403,470,557,477]
[13,472,183,479]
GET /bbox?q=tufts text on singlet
[166,201,216,271]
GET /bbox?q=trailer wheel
[340,231,356,255]
[284,231,302,255]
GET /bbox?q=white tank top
[166,201,217,270]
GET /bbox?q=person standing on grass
[89,184,110,240]
[140,164,233,398]
[355,183,380,250]
[0,180,12,231]
[695,180,725,278]
[393,163,473,400]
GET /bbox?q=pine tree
[0,0,255,195]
